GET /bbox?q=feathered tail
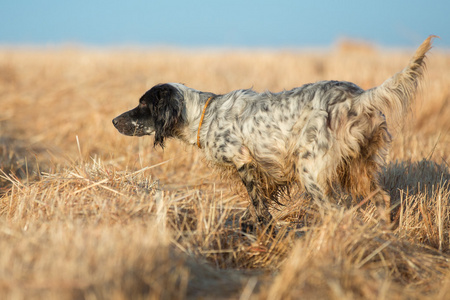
[358,35,437,122]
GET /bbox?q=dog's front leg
[236,162,273,230]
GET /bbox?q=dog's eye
[139,101,147,107]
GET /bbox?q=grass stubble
[0,42,450,299]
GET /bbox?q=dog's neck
[170,83,216,147]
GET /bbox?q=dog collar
[197,96,214,148]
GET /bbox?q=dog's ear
[149,84,184,148]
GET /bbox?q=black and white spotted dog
[113,36,435,229]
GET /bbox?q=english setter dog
[113,36,435,229]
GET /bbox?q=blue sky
[0,0,448,48]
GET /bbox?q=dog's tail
[358,35,437,123]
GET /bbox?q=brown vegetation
[0,44,450,299]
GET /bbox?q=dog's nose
[112,118,118,126]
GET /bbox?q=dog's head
[112,83,184,148]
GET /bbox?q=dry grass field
[0,41,450,299]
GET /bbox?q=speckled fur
[113,36,435,229]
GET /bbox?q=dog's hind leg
[336,155,391,224]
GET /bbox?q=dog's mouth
[112,117,154,136]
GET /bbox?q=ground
[0,43,450,299]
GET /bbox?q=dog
[113,36,435,229]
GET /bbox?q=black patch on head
[142,84,184,148]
